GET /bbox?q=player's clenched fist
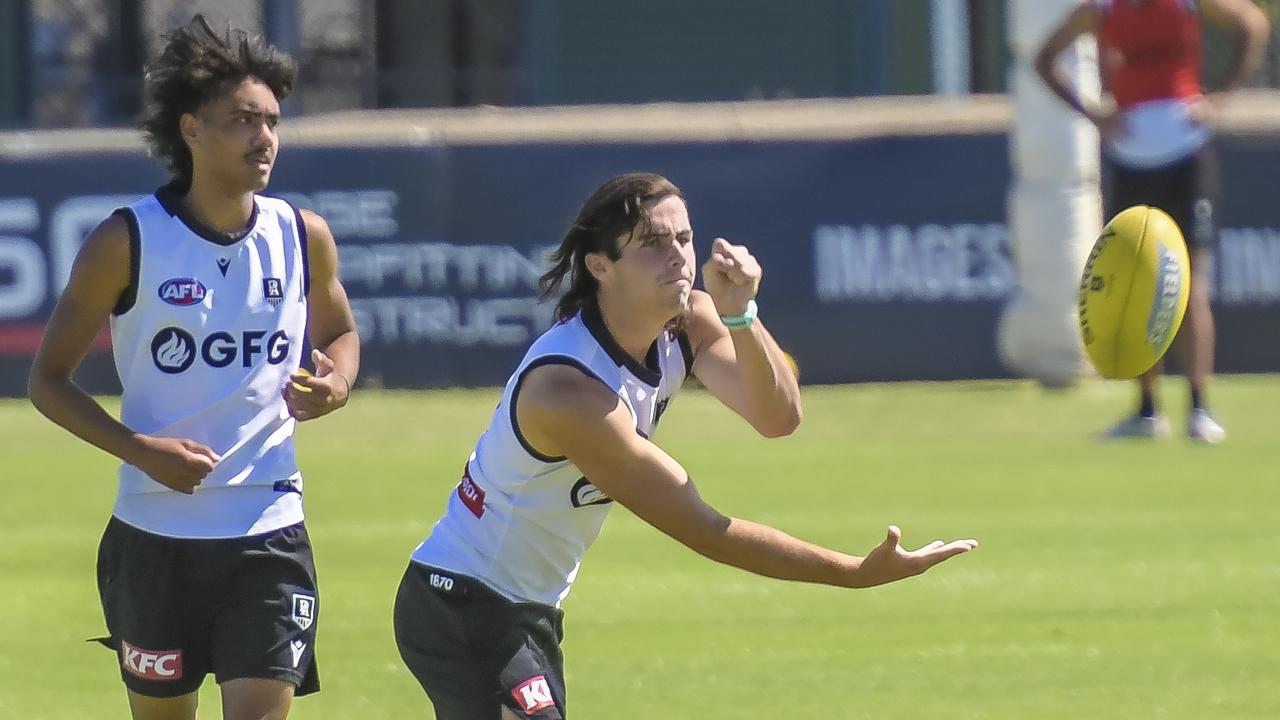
[283,349,351,421]
[131,436,220,494]
[701,237,761,317]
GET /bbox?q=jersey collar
[580,300,663,387]
[155,183,260,247]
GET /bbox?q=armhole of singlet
[676,330,694,380]
[293,205,311,297]
[111,207,141,316]
[509,355,611,463]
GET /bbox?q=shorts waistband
[409,562,509,601]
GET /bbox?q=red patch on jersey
[457,469,486,518]
[121,641,183,681]
[512,675,555,715]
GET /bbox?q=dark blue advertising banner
[3,133,1280,396]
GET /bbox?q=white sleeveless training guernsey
[108,185,309,538]
[411,301,693,607]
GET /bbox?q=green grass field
[1,378,1277,719]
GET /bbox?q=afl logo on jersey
[158,278,207,306]
[151,327,197,374]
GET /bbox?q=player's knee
[220,677,295,720]
[125,689,198,720]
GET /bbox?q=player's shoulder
[517,360,632,456]
[294,207,332,236]
[255,194,333,240]
[519,361,620,421]
[59,212,134,293]
[80,212,133,262]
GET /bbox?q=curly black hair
[539,173,686,322]
[140,14,295,192]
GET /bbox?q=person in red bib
[1035,0,1269,442]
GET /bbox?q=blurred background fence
[4,0,1280,128]
[2,1,1280,395]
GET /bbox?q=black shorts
[95,516,320,698]
[394,563,566,719]
[1106,143,1219,251]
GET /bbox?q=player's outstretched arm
[285,209,360,421]
[688,239,801,438]
[516,364,976,588]
[28,216,219,493]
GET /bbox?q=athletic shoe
[1104,413,1171,440]
[1187,409,1227,444]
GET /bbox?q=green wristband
[720,299,758,329]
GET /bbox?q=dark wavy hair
[140,15,295,193]
[539,173,686,322]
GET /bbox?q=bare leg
[1180,248,1226,441]
[221,678,294,720]
[1178,248,1216,405]
[126,690,198,720]
[1136,363,1159,416]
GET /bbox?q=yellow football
[1078,205,1190,379]
[781,350,800,383]
[291,366,313,393]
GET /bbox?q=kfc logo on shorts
[512,675,555,715]
[121,641,183,680]
[292,593,315,631]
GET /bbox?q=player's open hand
[132,436,220,494]
[847,525,978,588]
[284,349,351,421]
[701,238,761,318]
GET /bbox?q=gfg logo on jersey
[150,326,291,374]
[121,641,183,681]
[151,327,196,373]
[158,278,207,306]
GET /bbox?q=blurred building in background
[3,1,1280,395]
[5,0,1278,128]
[7,0,1014,128]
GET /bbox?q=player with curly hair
[28,15,359,719]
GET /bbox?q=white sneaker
[1187,410,1227,444]
[1105,414,1171,440]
